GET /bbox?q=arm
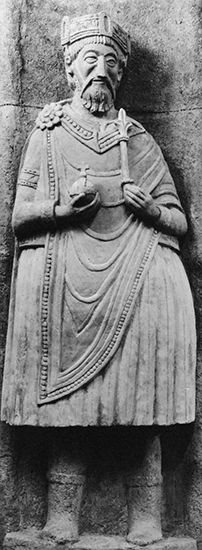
[12,187,56,236]
[13,129,100,238]
[12,129,56,237]
[13,186,100,237]
[123,183,187,237]
[124,131,187,238]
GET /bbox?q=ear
[64,53,74,87]
[117,66,124,85]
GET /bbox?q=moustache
[81,77,115,100]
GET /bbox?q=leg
[125,432,162,546]
[42,429,86,543]
[17,427,47,530]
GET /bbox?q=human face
[72,43,123,113]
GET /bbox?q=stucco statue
[1,12,196,547]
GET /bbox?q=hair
[63,35,128,71]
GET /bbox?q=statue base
[3,531,197,550]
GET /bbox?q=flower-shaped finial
[36,102,64,130]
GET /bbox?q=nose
[95,55,107,78]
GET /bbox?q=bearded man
[1,12,196,547]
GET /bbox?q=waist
[17,227,180,252]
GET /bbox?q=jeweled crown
[61,11,131,56]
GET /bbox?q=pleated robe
[1,111,196,426]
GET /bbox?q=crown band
[61,12,131,56]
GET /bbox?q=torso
[55,110,131,234]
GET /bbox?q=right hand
[123,183,160,221]
[55,192,100,222]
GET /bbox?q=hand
[73,191,100,221]
[123,183,160,221]
[55,192,100,223]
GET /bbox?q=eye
[84,54,98,64]
[105,56,117,68]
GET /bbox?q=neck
[70,91,117,123]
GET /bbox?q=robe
[1,103,196,426]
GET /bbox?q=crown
[61,12,131,56]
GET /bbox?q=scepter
[117,108,133,186]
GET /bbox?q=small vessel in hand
[69,167,97,208]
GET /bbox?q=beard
[81,80,114,113]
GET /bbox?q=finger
[82,193,100,209]
[124,185,145,197]
[125,191,145,203]
[125,193,145,205]
[125,199,143,210]
[126,189,146,200]
[125,193,145,206]
[79,197,97,212]
[74,197,99,215]
[71,193,85,206]
[90,193,100,206]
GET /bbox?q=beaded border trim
[39,130,56,401]
[38,227,158,404]
[62,114,122,154]
[63,112,93,139]
[18,179,38,189]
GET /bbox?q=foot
[42,516,79,543]
[127,520,162,547]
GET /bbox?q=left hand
[123,183,160,220]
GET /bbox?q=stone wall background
[0,0,201,546]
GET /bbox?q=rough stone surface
[18,0,202,112]
[136,109,202,272]
[0,1,24,546]
[3,532,197,550]
[0,0,201,547]
[0,0,23,104]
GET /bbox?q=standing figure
[1,12,196,547]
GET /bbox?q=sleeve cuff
[40,201,56,224]
[157,206,172,228]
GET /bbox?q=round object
[69,176,96,207]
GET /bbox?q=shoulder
[127,115,155,148]
[126,115,146,137]
[21,127,44,161]
[19,128,43,177]
[127,116,157,149]
[35,99,70,130]
[127,117,163,164]
[126,115,159,155]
